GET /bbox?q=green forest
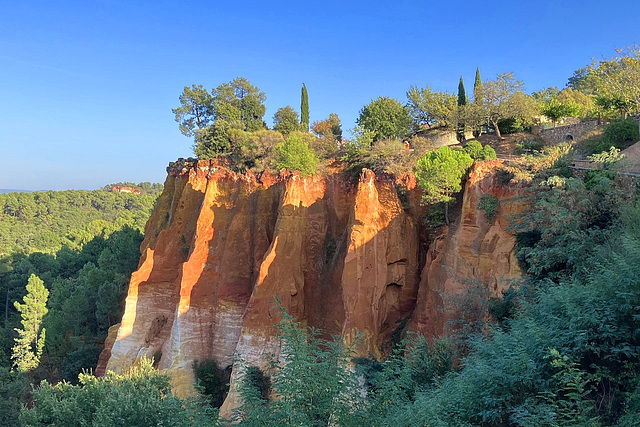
[2,45,640,426]
[0,185,160,425]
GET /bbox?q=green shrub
[602,118,639,150]
[515,139,545,154]
[193,359,231,408]
[360,139,411,174]
[21,358,212,426]
[481,144,497,160]
[463,140,483,159]
[244,366,271,401]
[497,116,528,134]
[230,129,283,172]
[275,132,319,176]
[464,140,497,160]
[477,194,499,224]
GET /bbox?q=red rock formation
[409,160,525,337]
[110,185,143,194]
[95,323,120,377]
[104,158,523,415]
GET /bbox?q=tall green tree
[468,69,486,137]
[172,84,214,137]
[457,76,468,141]
[414,146,473,224]
[457,76,467,106]
[357,97,412,142]
[473,67,483,104]
[212,77,267,131]
[483,73,536,138]
[589,46,640,133]
[12,274,48,372]
[300,83,309,132]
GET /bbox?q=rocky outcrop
[109,185,143,194]
[104,158,523,414]
[409,160,524,337]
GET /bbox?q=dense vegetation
[0,188,159,425]
[171,46,640,181]
[0,185,159,256]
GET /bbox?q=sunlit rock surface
[102,158,523,415]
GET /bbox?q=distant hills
[0,189,33,194]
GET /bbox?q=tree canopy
[414,146,473,223]
[357,96,413,141]
[275,132,318,176]
[483,73,537,138]
[406,86,457,129]
[273,106,302,135]
[172,84,214,137]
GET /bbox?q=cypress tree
[473,67,483,104]
[300,83,309,131]
[457,76,467,106]
[457,77,467,141]
[12,274,48,372]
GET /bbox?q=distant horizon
[2,0,639,190]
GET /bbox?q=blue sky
[1,0,639,190]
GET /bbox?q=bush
[21,358,212,426]
[244,366,271,401]
[229,129,284,172]
[497,116,528,134]
[275,132,319,176]
[602,118,639,150]
[515,139,545,155]
[463,140,483,159]
[193,359,231,408]
[481,144,497,160]
[477,194,499,224]
[463,140,497,160]
[362,139,410,174]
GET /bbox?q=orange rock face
[104,158,523,415]
[408,160,525,337]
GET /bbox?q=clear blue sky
[1,0,639,190]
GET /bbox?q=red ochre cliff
[100,158,524,414]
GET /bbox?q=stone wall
[537,120,599,145]
[413,128,474,147]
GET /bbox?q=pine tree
[12,274,49,372]
[474,67,483,104]
[300,83,309,132]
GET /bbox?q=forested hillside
[0,183,161,256]
[0,186,160,425]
